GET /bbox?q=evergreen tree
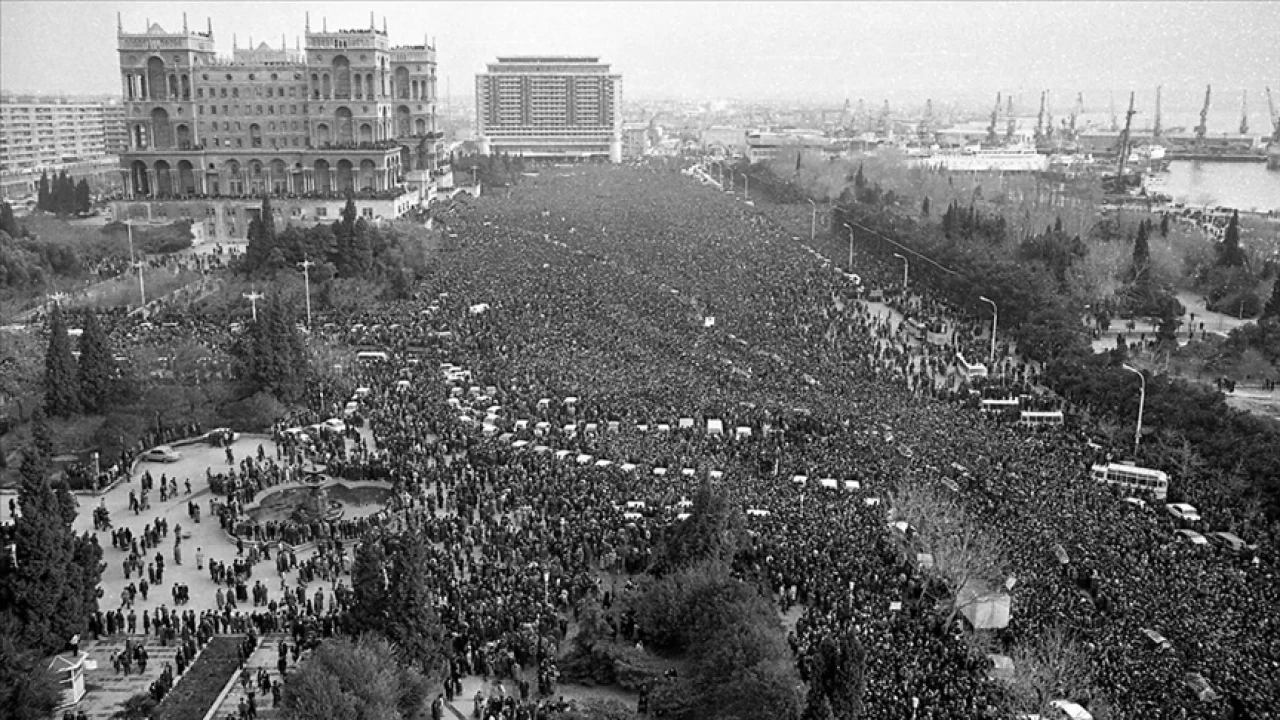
[0,201,19,237]
[238,292,308,403]
[1262,277,1280,321]
[921,196,930,217]
[348,532,447,674]
[43,304,81,417]
[243,196,279,276]
[1160,212,1170,238]
[74,179,91,215]
[1217,211,1246,267]
[55,172,74,215]
[0,629,63,720]
[803,631,866,720]
[30,407,54,461]
[36,172,50,213]
[0,449,89,655]
[76,312,117,413]
[1131,221,1151,278]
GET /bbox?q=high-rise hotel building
[113,13,447,240]
[476,57,622,163]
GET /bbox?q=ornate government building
[113,13,448,240]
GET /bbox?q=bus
[1019,411,1064,428]
[1090,462,1169,501]
[980,398,1020,415]
[957,353,988,379]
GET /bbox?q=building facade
[0,97,128,200]
[475,57,622,162]
[113,14,446,240]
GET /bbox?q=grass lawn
[153,636,244,720]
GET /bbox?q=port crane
[1195,85,1211,144]
[1240,90,1249,136]
[1269,87,1280,141]
[1153,86,1163,140]
[1035,91,1047,144]
[987,92,1001,145]
[1117,91,1137,175]
[1005,94,1016,144]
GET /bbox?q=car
[322,418,346,434]
[342,401,360,418]
[1165,503,1201,522]
[1174,529,1209,545]
[1208,531,1252,553]
[141,446,181,463]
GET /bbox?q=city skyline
[2,1,1279,112]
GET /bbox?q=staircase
[202,633,290,720]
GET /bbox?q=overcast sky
[3,2,1278,116]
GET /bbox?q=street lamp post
[243,290,264,321]
[979,296,998,367]
[743,172,749,198]
[124,221,148,311]
[1122,364,1146,454]
[297,259,315,328]
[892,252,909,289]
[807,199,817,241]
[843,223,854,269]
[133,260,147,309]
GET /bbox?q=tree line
[36,170,92,217]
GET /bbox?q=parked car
[1174,529,1209,545]
[1165,503,1201,522]
[1208,531,1253,553]
[141,446,181,463]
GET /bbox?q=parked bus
[1019,410,1064,427]
[1090,462,1169,501]
[980,398,1020,415]
[957,353,988,379]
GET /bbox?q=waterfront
[1159,160,1280,213]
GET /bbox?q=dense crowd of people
[70,158,1277,719]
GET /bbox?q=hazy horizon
[2,1,1278,114]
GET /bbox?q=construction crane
[1153,85,1163,140]
[1239,90,1249,136]
[1109,92,1118,132]
[1044,91,1054,142]
[1195,85,1212,143]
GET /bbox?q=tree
[233,291,309,404]
[43,303,81,417]
[30,407,54,461]
[0,201,20,237]
[243,196,278,276]
[0,623,63,720]
[921,196,931,217]
[346,532,447,675]
[1217,211,1246,267]
[1263,277,1280,321]
[650,475,743,576]
[803,631,866,720]
[280,636,431,720]
[0,449,91,655]
[77,312,118,413]
[75,179,92,215]
[1130,220,1150,279]
[36,172,50,213]
[1002,624,1098,718]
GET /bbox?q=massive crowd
[75,159,1277,719]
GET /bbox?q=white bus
[980,398,1020,415]
[1090,462,1169,501]
[1019,411,1064,428]
[957,353,988,379]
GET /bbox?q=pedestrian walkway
[203,633,290,720]
[74,634,206,720]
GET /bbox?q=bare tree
[1003,623,1097,717]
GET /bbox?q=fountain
[245,481,393,525]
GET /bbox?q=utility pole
[893,252,909,289]
[1122,364,1146,454]
[807,199,817,241]
[243,290,264,321]
[979,296,998,367]
[843,223,854,269]
[297,259,315,328]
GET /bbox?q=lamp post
[125,220,148,311]
[132,260,147,309]
[243,290,264,321]
[892,252,909,289]
[743,172,749,198]
[979,296,998,367]
[1122,364,1146,454]
[843,223,854,269]
[297,259,314,328]
[807,198,817,241]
